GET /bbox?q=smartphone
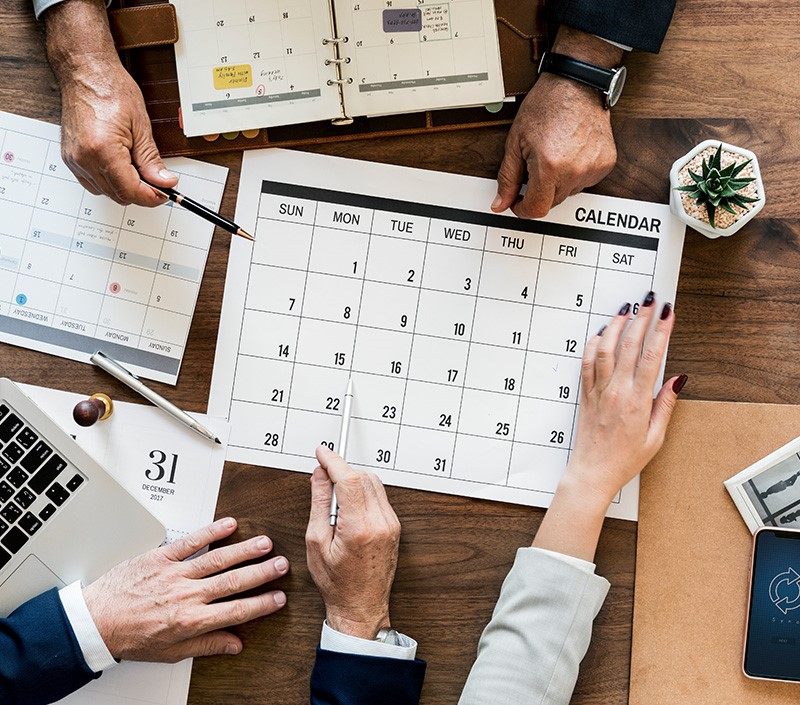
[744,526,800,681]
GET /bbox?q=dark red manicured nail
[672,374,688,394]
[597,325,606,336]
[643,291,655,307]
[660,302,673,320]
[619,302,631,316]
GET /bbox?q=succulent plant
[675,143,760,228]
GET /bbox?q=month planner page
[0,111,227,385]
[171,0,343,136]
[336,0,505,117]
[210,150,685,521]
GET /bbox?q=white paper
[170,0,342,136]
[0,111,228,385]
[19,383,230,705]
[338,0,505,117]
[209,149,686,521]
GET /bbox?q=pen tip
[238,228,255,241]
[214,437,222,445]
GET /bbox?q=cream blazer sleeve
[458,547,610,705]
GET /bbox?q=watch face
[607,66,627,107]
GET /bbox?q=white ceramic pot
[669,139,765,239]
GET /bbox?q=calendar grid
[231,182,667,485]
[212,152,685,520]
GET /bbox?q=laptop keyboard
[0,402,86,570]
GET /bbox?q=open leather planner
[107,0,549,157]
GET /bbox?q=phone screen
[744,527,800,680]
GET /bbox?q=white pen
[90,350,221,444]
[329,376,354,526]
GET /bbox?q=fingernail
[597,325,606,336]
[672,374,688,394]
[660,302,673,320]
[225,642,241,655]
[619,302,631,316]
[256,537,271,551]
[274,591,287,607]
[491,194,503,211]
[274,557,288,572]
[222,517,236,529]
[159,168,177,181]
[643,291,655,307]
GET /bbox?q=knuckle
[641,346,662,366]
[619,335,639,354]
[202,549,227,575]
[223,571,243,595]
[230,600,250,623]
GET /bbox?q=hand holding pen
[142,179,254,241]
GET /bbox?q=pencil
[143,179,254,241]
[329,377,354,526]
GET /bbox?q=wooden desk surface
[2,1,799,702]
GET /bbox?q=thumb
[175,631,243,660]
[130,117,178,189]
[308,464,334,530]
[492,145,525,212]
[649,375,686,446]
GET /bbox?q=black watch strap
[538,51,625,108]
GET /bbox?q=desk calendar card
[0,111,228,385]
[171,0,504,137]
[210,150,686,521]
[21,382,230,705]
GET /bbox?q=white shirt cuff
[58,581,117,674]
[320,620,417,660]
[529,547,598,574]
[595,35,633,52]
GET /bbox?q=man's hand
[305,446,401,640]
[82,517,289,662]
[492,27,623,219]
[43,0,177,207]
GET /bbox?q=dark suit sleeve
[0,588,99,705]
[310,647,426,705]
[546,0,677,53]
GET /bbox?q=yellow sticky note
[213,64,253,90]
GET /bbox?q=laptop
[0,378,165,616]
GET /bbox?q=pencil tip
[238,228,255,241]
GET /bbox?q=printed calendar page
[0,111,227,385]
[171,0,342,137]
[210,150,685,521]
[337,0,505,116]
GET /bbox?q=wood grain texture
[1,0,798,703]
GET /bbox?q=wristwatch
[537,51,627,109]
[374,627,401,645]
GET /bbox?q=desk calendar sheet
[171,0,504,137]
[0,111,227,385]
[210,150,685,520]
[21,383,230,705]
